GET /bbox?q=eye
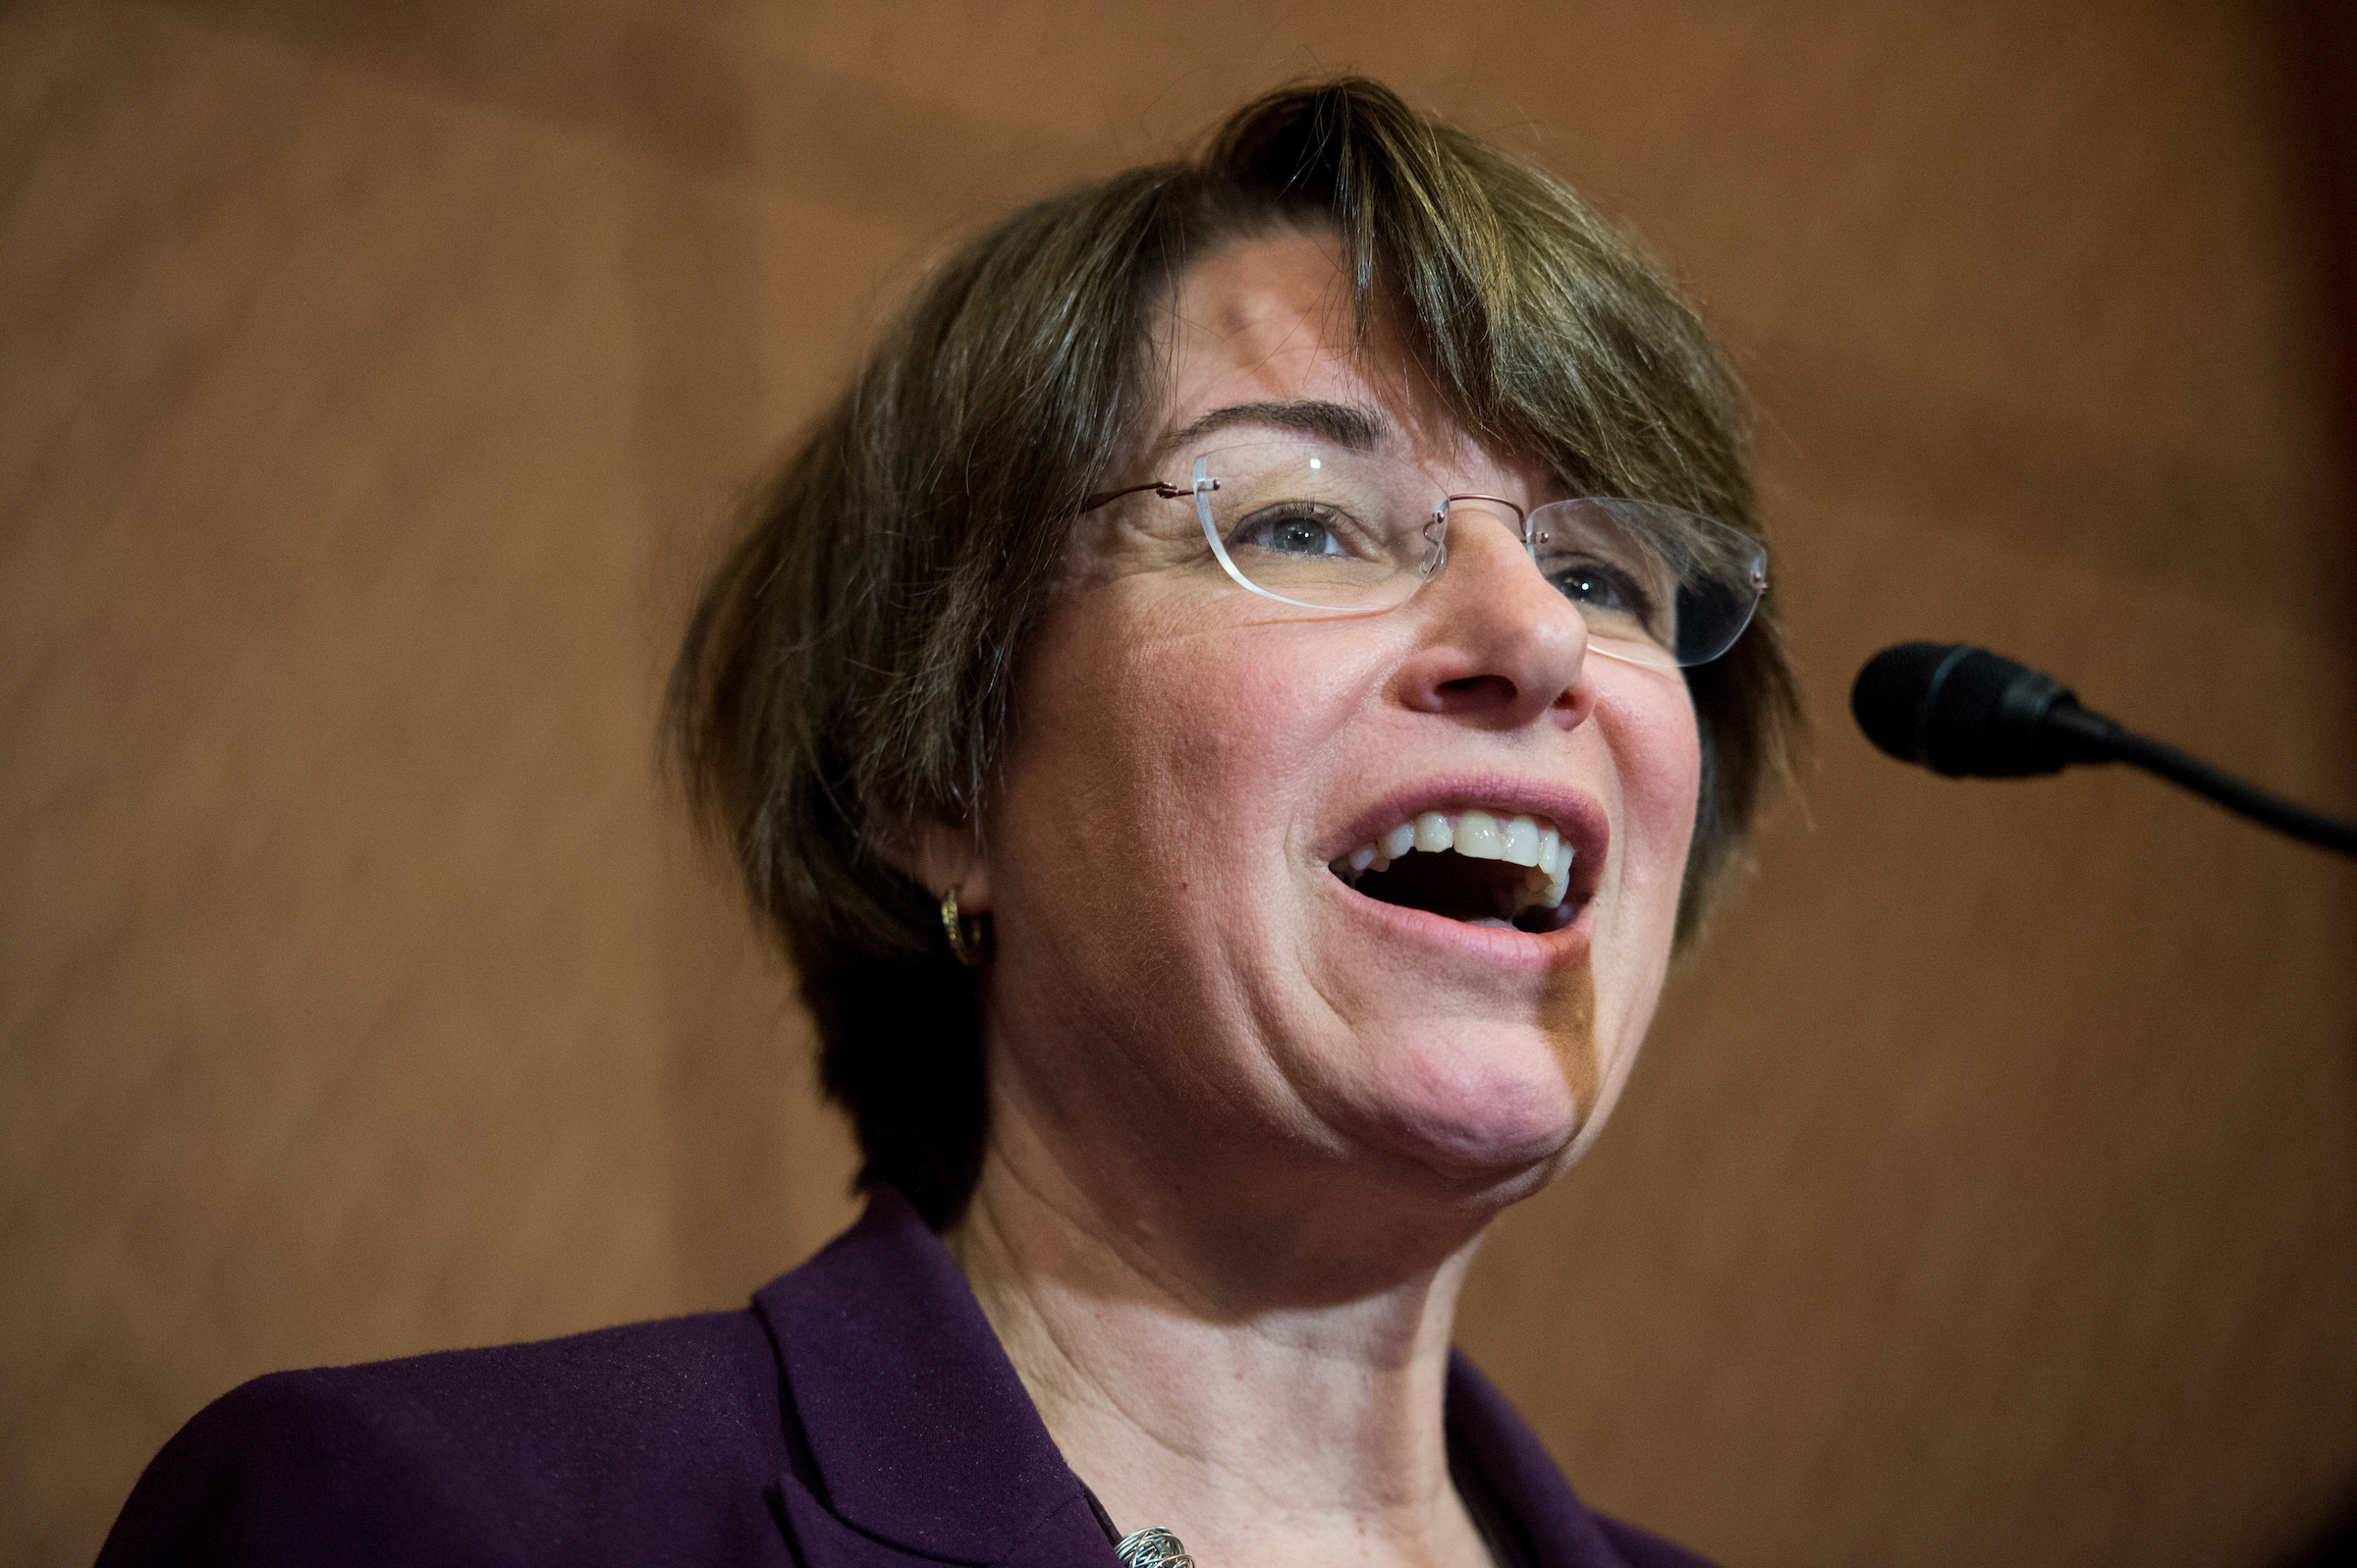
[1233,503,1352,558]
[1546,556,1652,618]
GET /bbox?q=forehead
[1147,230,1450,462]
[1139,232,1565,515]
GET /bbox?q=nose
[1392,504,1599,731]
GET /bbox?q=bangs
[1140,85,1753,523]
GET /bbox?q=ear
[878,815,993,912]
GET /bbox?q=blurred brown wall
[6,3,2354,1565]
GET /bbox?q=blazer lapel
[752,1191,1651,1568]
[1446,1353,1639,1568]
[752,1186,1121,1568]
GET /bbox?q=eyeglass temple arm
[1078,479,1204,514]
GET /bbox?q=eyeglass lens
[1124,439,1762,668]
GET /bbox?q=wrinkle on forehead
[1110,231,1575,536]
[1142,231,1496,479]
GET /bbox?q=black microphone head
[1852,642,2081,778]
[1850,642,1956,764]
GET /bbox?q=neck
[948,1111,1503,1568]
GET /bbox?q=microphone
[1852,641,2357,856]
[1850,642,2116,778]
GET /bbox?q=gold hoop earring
[941,884,986,967]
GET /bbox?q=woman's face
[959,230,1701,1225]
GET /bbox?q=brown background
[6,3,2355,1565]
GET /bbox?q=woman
[99,78,1795,1568]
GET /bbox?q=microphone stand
[2042,706,2357,857]
[1852,642,2357,859]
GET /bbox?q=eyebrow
[1160,399,1392,455]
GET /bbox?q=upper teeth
[1331,809,1575,912]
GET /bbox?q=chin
[1353,1024,1596,1194]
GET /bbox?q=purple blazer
[97,1187,1714,1567]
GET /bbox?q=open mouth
[1329,810,1580,933]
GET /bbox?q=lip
[1328,876,1597,973]
[1318,774,1612,911]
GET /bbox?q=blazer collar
[752,1186,1115,1565]
[1445,1354,1643,1568]
[754,1186,1640,1568]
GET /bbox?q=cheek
[1586,677,1700,1060]
[1030,600,1368,842]
[982,596,1384,1107]
[995,594,1368,945]
[1608,679,1704,905]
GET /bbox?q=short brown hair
[668,78,1799,1227]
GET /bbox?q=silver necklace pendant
[1115,1525,1196,1568]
